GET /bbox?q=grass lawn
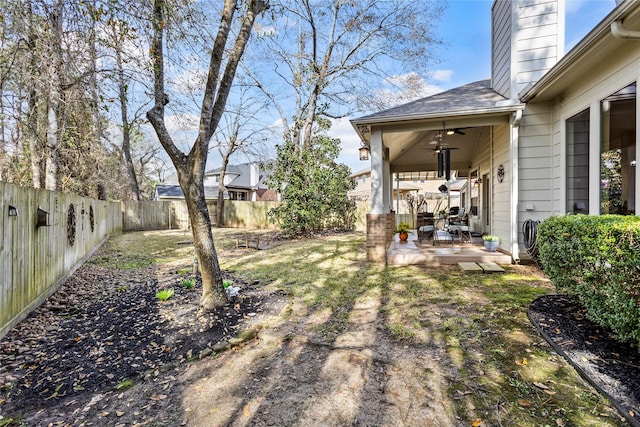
[214,229,625,426]
[86,228,626,426]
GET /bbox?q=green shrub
[538,214,640,349]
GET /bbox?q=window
[601,83,636,215]
[566,109,590,213]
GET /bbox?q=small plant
[482,234,499,242]
[395,222,413,234]
[387,322,416,341]
[156,288,174,301]
[223,279,233,289]
[115,379,134,390]
[181,278,195,289]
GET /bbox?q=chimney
[491,0,565,99]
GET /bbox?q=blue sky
[334,0,618,173]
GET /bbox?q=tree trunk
[147,0,268,310]
[88,1,107,200]
[44,0,64,191]
[216,154,230,227]
[181,175,224,309]
[25,0,44,189]
[115,33,141,200]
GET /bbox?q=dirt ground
[0,231,631,427]
[0,264,459,426]
[0,237,464,426]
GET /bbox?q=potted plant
[395,222,413,242]
[483,235,499,252]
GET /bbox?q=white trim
[589,101,601,215]
[370,127,385,214]
[559,117,567,214]
[636,77,640,216]
[511,110,522,261]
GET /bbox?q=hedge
[538,215,640,350]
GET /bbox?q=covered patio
[387,230,512,266]
[351,80,525,265]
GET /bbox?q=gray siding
[518,102,554,223]
[492,0,562,99]
[492,0,512,98]
[492,124,512,247]
[514,0,562,95]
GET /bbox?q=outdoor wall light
[359,141,370,161]
[8,205,19,217]
[474,178,482,188]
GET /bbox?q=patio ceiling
[385,125,486,175]
[351,80,523,176]
[364,111,514,175]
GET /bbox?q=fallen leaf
[243,404,251,417]
[543,389,557,395]
[116,411,125,417]
[533,382,549,390]
[556,418,564,426]
[518,399,533,407]
[471,418,485,426]
[100,411,110,417]
[150,394,167,401]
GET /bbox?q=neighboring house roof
[155,184,224,200]
[353,80,519,125]
[206,164,243,176]
[350,167,370,178]
[205,162,273,191]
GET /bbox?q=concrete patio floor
[387,230,513,266]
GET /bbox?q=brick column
[366,213,395,263]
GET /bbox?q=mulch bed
[529,294,640,427]
[0,262,286,421]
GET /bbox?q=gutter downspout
[511,109,523,263]
[611,20,640,40]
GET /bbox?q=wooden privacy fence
[0,182,122,340]
[123,199,370,231]
[122,200,281,231]
[1,190,370,339]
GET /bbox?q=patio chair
[417,214,435,242]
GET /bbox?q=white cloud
[371,72,444,109]
[430,69,453,83]
[565,0,588,14]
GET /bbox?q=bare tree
[248,0,444,148]
[211,82,271,227]
[147,0,269,310]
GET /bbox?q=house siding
[492,124,512,247]
[492,0,512,98]
[514,0,563,96]
[492,0,563,99]
[541,39,640,217]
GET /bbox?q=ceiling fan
[445,127,469,136]
[420,133,455,180]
